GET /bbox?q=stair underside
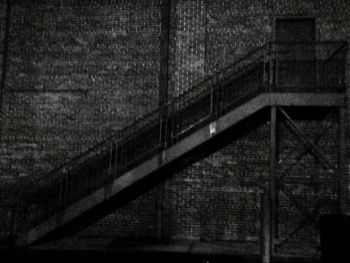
[15,92,345,246]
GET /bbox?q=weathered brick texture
[275,118,339,254]
[0,1,4,84]
[0,0,350,256]
[171,0,206,96]
[80,186,159,238]
[170,124,270,242]
[0,0,161,179]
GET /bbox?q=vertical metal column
[156,185,165,239]
[338,107,347,214]
[156,0,171,239]
[269,44,274,91]
[159,0,171,107]
[261,193,271,263]
[0,0,11,138]
[274,44,278,88]
[270,106,277,255]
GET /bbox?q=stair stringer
[14,92,345,246]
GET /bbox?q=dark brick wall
[89,0,348,254]
[0,0,161,179]
[0,0,350,256]
[166,123,270,241]
[0,1,4,85]
[170,0,206,96]
[80,186,160,238]
[276,117,339,254]
[164,0,348,250]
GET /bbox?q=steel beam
[157,0,171,237]
[156,183,164,239]
[269,93,345,107]
[261,193,271,263]
[0,0,11,138]
[338,107,347,214]
[279,107,335,171]
[275,106,342,252]
[270,106,277,253]
[277,109,336,181]
[159,0,171,107]
[13,93,345,246]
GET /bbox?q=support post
[261,193,271,263]
[269,44,274,91]
[156,184,164,239]
[263,48,267,90]
[338,107,347,214]
[156,0,171,239]
[159,0,171,107]
[274,44,278,87]
[270,106,277,253]
[0,0,11,138]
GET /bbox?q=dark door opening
[276,18,316,43]
[275,18,316,90]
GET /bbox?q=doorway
[276,18,315,42]
[275,18,316,90]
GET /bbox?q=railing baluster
[119,140,123,174]
[108,142,113,175]
[114,140,119,177]
[269,43,273,91]
[164,104,169,149]
[215,83,220,117]
[173,103,177,143]
[263,47,267,91]
[1,41,346,244]
[210,85,214,120]
[316,45,319,89]
[274,43,278,88]
[169,102,174,145]
[159,108,164,149]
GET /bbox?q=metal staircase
[0,41,347,247]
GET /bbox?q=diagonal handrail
[0,41,346,244]
[10,40,348,192]
[14,43,271,191]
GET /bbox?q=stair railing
[0,41,346,244]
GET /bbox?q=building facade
[0,0,349,255]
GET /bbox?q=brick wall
[87,0,348,254]
[80,186,160,238]
[171,0,206,96]
[166,123,270,241]
[0,0,161,179]
[0,1,4,86]
[0,0,350,256]
[164,0,349,248]
[276,116,339,254]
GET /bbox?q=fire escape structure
[0,41,347,254]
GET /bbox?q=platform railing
[273,41,347,92]
[0,41,347,244]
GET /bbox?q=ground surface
[1,237,320,263]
